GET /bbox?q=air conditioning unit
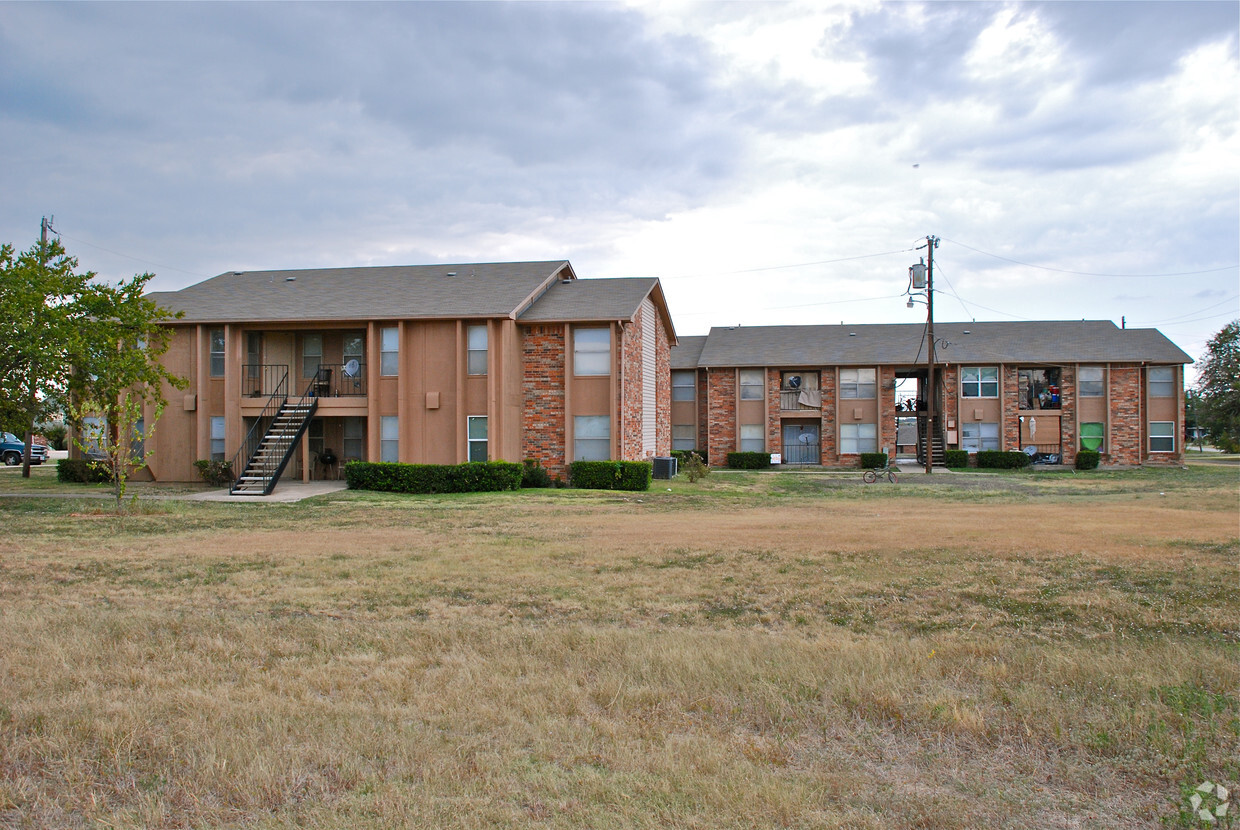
[652,456,678,480]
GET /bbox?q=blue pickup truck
[1,432,49,466]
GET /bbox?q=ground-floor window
[1149,421,1174,453]
[961,422,999,452]
[1079,422,1104,452]
[468,416,488,462]
[574,415,610,461]
[343,417,365,461]
[308,418,324,458]
[380,416,398,462]
[840,423,877,454]
[739,424,765,452]
[672,424,695,451]
[210,416,225,461]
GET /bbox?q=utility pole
[924,235,939,474]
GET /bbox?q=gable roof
[148,261,574,323]
[518,276,677,342]
[688,320,1191,367]
[670,335,707,369]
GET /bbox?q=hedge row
[1074,449,1100,470]
[976,450,1033,469]
[945,449,970,469]
[859,452,888,469]
[56,459,113,483]
[726,452,771,469]
[568,460,651,491]
[345,460,522,494]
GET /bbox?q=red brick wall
[696,369,709,453]
[939,366,959,446]
[522,324,567,478]
[767,369,781,454]
[1001,366,1020,450]
[1058,365,1077,465]
[820,367,838,465]
[655,315,671,457]
[618,318,643,460]
[1108,366,1142,466]
[707,368,736,466]
[879,367,898,457]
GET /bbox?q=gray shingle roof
[518,277,659,322]
[692,321,1191,367]
[148,261,573,323]
[670,335,706,369]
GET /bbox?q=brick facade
[655,315,672,458]
[706,368,737,466]
[619,318,643,460]
[879,366,898,458]
[521,324,567,478]
[767,369,781,454]
[819,367,838,465]
[1001,366,1020,450]
[1107,366,1142,466]
[1058,365,1077,466]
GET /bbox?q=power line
[943,237,1239,278]
[55,231,213,279]
[1130,294,1239,326]
[647,246,918,281]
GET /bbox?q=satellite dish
[787,375,801,389]
[343,359,360,377]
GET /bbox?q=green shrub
[945,449,970,468]
[679,451,709,483]
[568,460,652,491]
[726,452,771,469]
[1074,449,1100,470]
[859,452,888,469]
[193,459,235,487]
[520,458,552,488]
[346,460,522,494]
[670,449,705,465]
[56,459,113,483]
[976,450,1033,469]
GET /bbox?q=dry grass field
[0,464,1237,829]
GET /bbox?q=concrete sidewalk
[185,480,349,503]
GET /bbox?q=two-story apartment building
[671,321,1191,468]
[139,261,674,491]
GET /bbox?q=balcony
[780,388,822,411]
[309,363,368,397]
[242,363,368,399]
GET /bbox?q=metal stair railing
[230,375,320,496]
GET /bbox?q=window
[380,327,399,376]
[574,328,610,376]
[1080,422,1104,452]
[960,422,999,452]
[343,332,364,367]
[308,418,324,458]
[1149,367,1175,398]
[380,416,398,462]
[739,424,765,452]
[672,371,696,402]
[1018,367,1060,409]
[574,415,610,460]
[1150,421,1174,453]
[302,334,322,379]
[839,423,877,454]
[131,418,145,462]
[467,416,488,462]
[246,332,262,380]
[739,369,764,400]
[840,368,876,399]
[961,366,999,398]
[210,416,226,461]
[209,329,225,377]
[343,417,365,461]
[672,424,695,451]
[80,416,106,458]
[467,325,488,375]
[1079,366,1104,397]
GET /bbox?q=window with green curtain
[1079,422,1104,452]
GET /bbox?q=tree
[0,236,95,477]
[67,270,186,512]
[1195,320,1240,452]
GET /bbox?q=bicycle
[862,457,898,484]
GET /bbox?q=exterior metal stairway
[230,397,317,496]
[916,416,947,467]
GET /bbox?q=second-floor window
[380,327,398,376]
[574,327,610,376]
[1079,366,1104,397]
[739,369,764,400]
[840,368,876,399]
[467,325,488,375]
[672,371,695,402]
[961,366,998,398]
[1149,367,1175,398]
[209,329,225,377]
[302,334,322,379]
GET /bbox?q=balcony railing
[242,364,291,399]
[780,389,822,411]
[781,442,821,465]
[309,363,368,397]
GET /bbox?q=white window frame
[209,329,225,377]
[573,327,610,376]
[380,327,399,376]
[467,325,488,376]
[1149,421,1174,453]
[739,424,765,452]
[960,366,999,398]
[210,416,226,461]
[1079,366,1104,397]
[671,370,695,402]
[739,369,764,400]
[960,422,1000,452]
[467,416,488,462]
[840,368,876,399]
[574,415,610,461]
[839,423,877,455]
[1148,366,1175,398]
[343,417,365,461]
[380,415,398,462]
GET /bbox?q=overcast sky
[2,1,1236,369]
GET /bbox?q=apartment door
[782,422,820,465]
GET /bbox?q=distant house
[670,321,1191,467]
[132,261,674,491]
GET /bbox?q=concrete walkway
[185,480,349,503]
